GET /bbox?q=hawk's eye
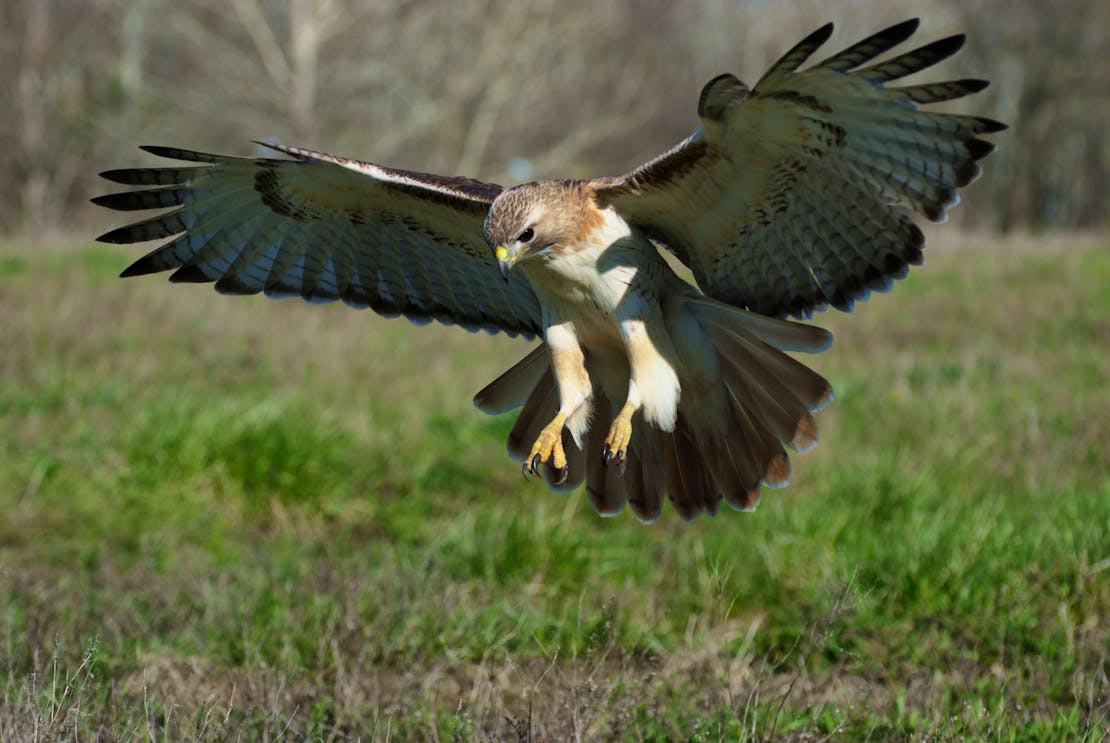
[518,228,534,243]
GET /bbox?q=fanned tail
[638,298,832,521]
[473,345,549,415]
[690,299,833,515]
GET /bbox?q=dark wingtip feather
[811,22,836,43]
[863,265,894,294]
[898,17,921,32]
[894,78,992,104]
[955,159,985,187]
[90,193,125,209]
[91,188,185,211]
[98,166,197,186]
[168,265,212,284]
[862,34,967,82]
[138,145,178,157]
[761,22,835,80]
[818,18,921,72]
[99,168,147,185]
[932,33,966,57]
[96,225,142,244]
[120,252,173,278]
[882,17,921,40]
[923,201,947,223]
[901,225,926,266]
[966,137,997,160]
[138,145,218,163]
[95,212,186,243]
[919,34,967,67]
[213,274,260,295]
[975,117,1008,133]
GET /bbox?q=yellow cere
[495,245,510,261]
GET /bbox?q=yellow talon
[603,401,636,475]
[525,412,568,477]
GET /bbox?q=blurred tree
[0,0,1104,237]
[946,0,1108,229]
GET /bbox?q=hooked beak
[495,245,514,281]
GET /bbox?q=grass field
[1,232,1107,741]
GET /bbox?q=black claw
[553,465,569,487]
[521,461,531,479]
[530,453,542,475]
[601,444,612,467]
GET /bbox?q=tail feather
[687,297,832,352]
[713,399,765,492]
[627,427,666,523]
[596,455,635,516]
[506,367,558,461]
[722,438,764,512]
[586,463,628,516]
[474,344,550,415]
[723,384,792,489]
[694,299,833,414]
[626,460,647,519]
[716,325,834,412]
[701,438,745,507]
[719,341,820,452]
[666,427,721,521]
[584,396,630,517]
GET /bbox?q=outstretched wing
[95,144,543,338]
[596,19,1006,319]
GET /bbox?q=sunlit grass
[1,233,1106,740]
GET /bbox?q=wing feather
[596,20,1004,319]
[856,34,966,82]
[755,22,834,86]
[97,145,542,338]
[893,78,989,104]
[815,18,920,72]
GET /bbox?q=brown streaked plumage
[95,19,1004,522]
[483,181,606,254]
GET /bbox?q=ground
[0,231,1106,741]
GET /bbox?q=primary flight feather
[96,19,1004,522]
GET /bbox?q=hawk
[95,19,1004,522]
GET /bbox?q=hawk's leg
[602,400,637,475]
[604,315,681,475]
[524,412,568,481]
[525,321,591,485]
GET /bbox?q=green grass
[1,233,1107,741]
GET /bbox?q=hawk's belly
[529,258,644,348]
[524,243,690,432]
[524,233,672,344]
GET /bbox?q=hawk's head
[483,181,593,280]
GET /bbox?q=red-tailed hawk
[95,20,1004,522]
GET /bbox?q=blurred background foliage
[0,0,1105,239]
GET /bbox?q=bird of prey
[95,19,1004,522]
